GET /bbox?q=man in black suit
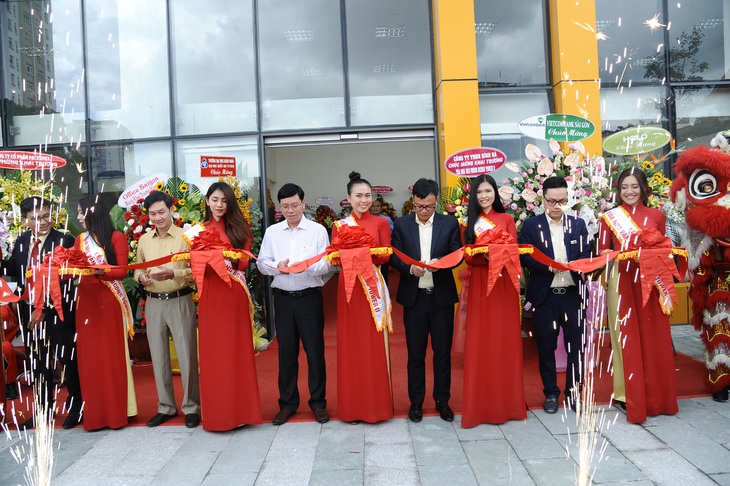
[391,178,462,422]
[520,177,591,414]
[2,197,82,429]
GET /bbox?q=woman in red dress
[598,168,677,423]
[75,196,137,430]
[330,171,393,423]
[199,181,262,431]
[460,174,526,427]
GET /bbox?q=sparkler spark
[644,14,665,31]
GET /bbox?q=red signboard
[200,155,236,177]
[445,147,506,177]
[0,151,67,170]
[339,199,352,208]
[372,185,393,194]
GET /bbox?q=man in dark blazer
[520,176,590,414]
[2,196,82,429]
[391,178,462,422]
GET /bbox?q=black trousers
[274,289,326,412]
[403,291,454,405]
[532,287,584,399]
[24,318,83,416]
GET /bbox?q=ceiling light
[285,30,313,41]
[596,20,615,32]
[299,68,322,76]
[375,25,405,38]
[696,18,723,29]
[373,64,396,73]
[475,22,496,35]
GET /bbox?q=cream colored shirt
[548,215,575,287]
[415,213,434,289]
[134,224,192,293]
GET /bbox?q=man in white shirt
[257,183,330,425]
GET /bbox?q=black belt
[273,287,321,298]
[551,286,577,295]
[147,287,194,300]
[418,288,435,295]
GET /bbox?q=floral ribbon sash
[80,232,135,337]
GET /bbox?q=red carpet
[3,272,710,428]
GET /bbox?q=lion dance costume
[671,133,730,401]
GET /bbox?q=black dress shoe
[272,410,293,426]
[436,401,454,422]
[543,397,558,414]
[185,413,200,428]
[5,384,18,400]
[313,409,329,424]
[146,411,178,427]
[62,414,82,430]
[408,403,423,423]
[613,399,627,411]
[713,387,729,403]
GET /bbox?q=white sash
[472,214,496,238]
[80,232,135,337]
[602,207,674,313]
[336,215,392,332]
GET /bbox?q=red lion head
[671,144,730,247]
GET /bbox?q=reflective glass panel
[667,1,729,82]
[258,0,345,130]
[595,0,664,85]
[479,91,551,161]
[171,0,257,135]
[474,0,549,87]
[600,86,667,134]
[345,0,433,126]
[2,0,86,146]
[675,86,730,147]
[90,140,172,197]
[175,136,260,200]
[86,0,170,141]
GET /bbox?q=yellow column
[432,0,481,188]
[548,0,602,155]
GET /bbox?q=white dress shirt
[548,214,575,288]
[415,213,434,289]
[256,217,330,291]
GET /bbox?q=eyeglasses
[26,213,52,222]
[280,203,302,211]
[413,204,436,212]
[544,199,569,207]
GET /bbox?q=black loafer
[62,413,82,430]
[313,409,329,424]
[543,397,558,414]
[5,384,18,400]
[436,401,454,422]
[146,412,178,427]
[408,403,423,423]
[272,410,293,426]
[713,387,729,403]
[185,413,200,428]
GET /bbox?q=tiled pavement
[1,325,729,486]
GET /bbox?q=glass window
[90,141,173,198]
[171,0,257,135]
[474,0,549,87]
[258,0,345,130]
[175,136,260,197]
[667,1,729,82]
[86,0,170,141]
[600,86,667,134]
[595,0,664,85]
[675,86,730,147]
[479,91,551,161]
[4,0,86,147]
[345,0,433,126]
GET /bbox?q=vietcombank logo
[518,114,595,142]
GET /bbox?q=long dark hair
[464,174,506,244]
[347,171,371,195]
[204,182,250,249]
[616,167,650,206]
[78,195,117,265]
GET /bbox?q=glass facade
[0,0,435,208]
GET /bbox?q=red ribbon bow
[327,225,379,302]
[34,246,89,322]
[189,229,234,298]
